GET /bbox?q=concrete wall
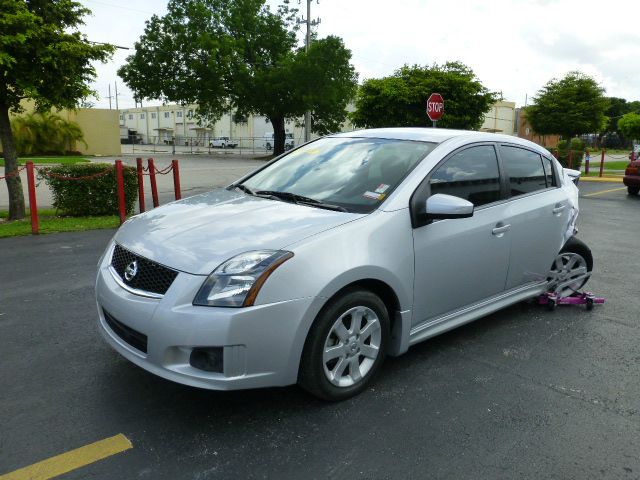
[59,108,120,156]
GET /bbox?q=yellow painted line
[583,187,627,197]
[0,434,132,480]
[580,176,623,183]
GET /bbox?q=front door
[411,144,510,326]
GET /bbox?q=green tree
[350,62,497,130]
[618,113,640,143]
[0,0,113,220]
[118,0,357,156]
[525,71,608,140]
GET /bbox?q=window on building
[128,114,133,120]
[187,109,193,119]
[119,115,123,120]
[177,111,183,118]
[429,145,501,207]
[164,112,170,118]
[151,113,156,119]
[140,113,145,120]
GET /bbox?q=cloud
[76,0,640,109]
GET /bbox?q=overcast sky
[78,0,640,110]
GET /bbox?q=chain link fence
[120,135,298,155]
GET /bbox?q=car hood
[114,189,363,275]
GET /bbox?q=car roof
[330,128,550,155]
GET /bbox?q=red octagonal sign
[427,93,445,122]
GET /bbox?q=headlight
[193,250,293,307]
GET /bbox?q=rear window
[500,146,549,196]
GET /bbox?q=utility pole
[114,82,119,111]
[107,84,113,110]
[298,0,320,143]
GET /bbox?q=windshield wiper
[255,190,347,212]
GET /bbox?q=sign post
[427,93,445,127]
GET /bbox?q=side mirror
[425,194,474,220]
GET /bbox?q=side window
[542,156,557,187]
[501,146,547,196]
[429,145,501,207]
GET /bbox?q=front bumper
[96,257,320,391]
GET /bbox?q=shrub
[39,163,138,216]
[555,138,584,170]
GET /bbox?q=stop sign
[427,93,445,122]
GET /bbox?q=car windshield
[241,137,436,213]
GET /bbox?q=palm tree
[10,112,86,155]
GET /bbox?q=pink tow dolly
[538,271,605,311]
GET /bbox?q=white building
[119,104,313,147]
[119,100,514,146]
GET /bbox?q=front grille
[103,309,148,354]
[111,244,178,295]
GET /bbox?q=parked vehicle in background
[264,132,294,150]
[623,156,640,196]
[209,137,238,149]
[96,128,592,401]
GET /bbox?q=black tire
[298,289,390,401]
[628,186,639,196]
[586,297,594,311]
[548,236,593,295]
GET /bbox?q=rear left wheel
[299,289,389,401]
[628,186,639,196]
[547,237,593,296]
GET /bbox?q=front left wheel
[298,289,390,401]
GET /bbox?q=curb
[579,176,623,183]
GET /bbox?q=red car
[624,156,640,195]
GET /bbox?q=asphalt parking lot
[1,181,639,479]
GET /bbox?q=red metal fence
[1,158,181,235]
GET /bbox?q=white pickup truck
[264,133,294,150]
[209,137,238,149]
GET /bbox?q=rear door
[498,145,568,290]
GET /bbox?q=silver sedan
[96,128,592,401]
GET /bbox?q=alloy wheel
[322,306,382,387]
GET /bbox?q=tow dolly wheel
[586,297,594,311]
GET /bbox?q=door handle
[553,204,566,215]
[492,223,511,236]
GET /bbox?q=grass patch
[584,160,629,170]
[0,209,119,238]
[0,156,90,167]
